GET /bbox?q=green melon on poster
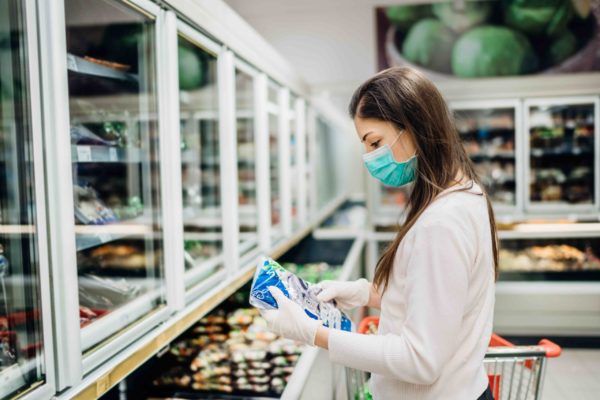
[402,19,456,74]
[432,2,493,33]
[452,25,538,77]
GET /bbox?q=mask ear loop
[391,130,417,161]
[389,130,403,149]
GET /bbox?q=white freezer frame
[37,0,83,390]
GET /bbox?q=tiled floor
[541,349,600,400]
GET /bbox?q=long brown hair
[349,67,499,292]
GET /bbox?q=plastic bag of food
[249,257,352,331]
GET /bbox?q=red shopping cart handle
[538,339,562,358]
[490,333,562,358]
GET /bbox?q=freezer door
[525,97,599,214]
[0,0,54,397]
[63,0,167,353]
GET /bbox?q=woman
[261,66,497,400]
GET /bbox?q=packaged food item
[249,257,352,331]
[73,183,118,225]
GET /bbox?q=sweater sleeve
[328,222,470,385]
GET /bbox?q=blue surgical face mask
[362,134,417,187]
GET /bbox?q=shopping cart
[346,317,562,400]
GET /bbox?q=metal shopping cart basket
[346,317,562,400]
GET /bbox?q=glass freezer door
[236,68,258,256]
[316,117,337,209]
[0,0,47,396]
[527,98,598,211]
[268,81,281,238]
[289,94,299,229]
[178,35,224,289]
[64,0,165,350]
[452,104,518,209]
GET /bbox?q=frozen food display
[528,101,596,205]
[0,0,46,396]
[65,0,165,347]
[178,34,225,288]
[151,294,303,397]
[453,106,517,207]
[499,242,600,273]
[250,258,352,331]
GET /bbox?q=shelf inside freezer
[498,237,600,280]
[67,53,138,83]
[74,215,154,251]
[71,145,144,163]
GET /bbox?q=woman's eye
[370,141,380,149]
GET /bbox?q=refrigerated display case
[0,0,53,397]
[450,100,521,213]
[525,97,599,213]
[64,0,166,351]
[110,233,364,400]
[235,67,259,256]
[177,31,225,290]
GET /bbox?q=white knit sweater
[328,182,495,400]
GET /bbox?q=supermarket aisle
[542,349,600,400]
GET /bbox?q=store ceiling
[223,0,415,112]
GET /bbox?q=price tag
[98,233,111,243]
[109,147,118,162]
[66,54,78,72]
[77,146,92,162]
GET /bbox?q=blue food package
[249,257,352,332]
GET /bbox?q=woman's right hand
[316,278,373,310]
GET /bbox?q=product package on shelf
[250,257,352,332]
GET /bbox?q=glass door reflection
[65,0,164,349]
[453,106,517,208]
[528,100,597,208]
[236,69,258,256]
[178,34,224,288]
[0,0,46,396]
[268,81,281,239]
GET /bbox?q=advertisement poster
[375,0,600,79]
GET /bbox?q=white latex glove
[316,278,371,310]
[260,286,320,346]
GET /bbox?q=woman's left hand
[260,286,320,346]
